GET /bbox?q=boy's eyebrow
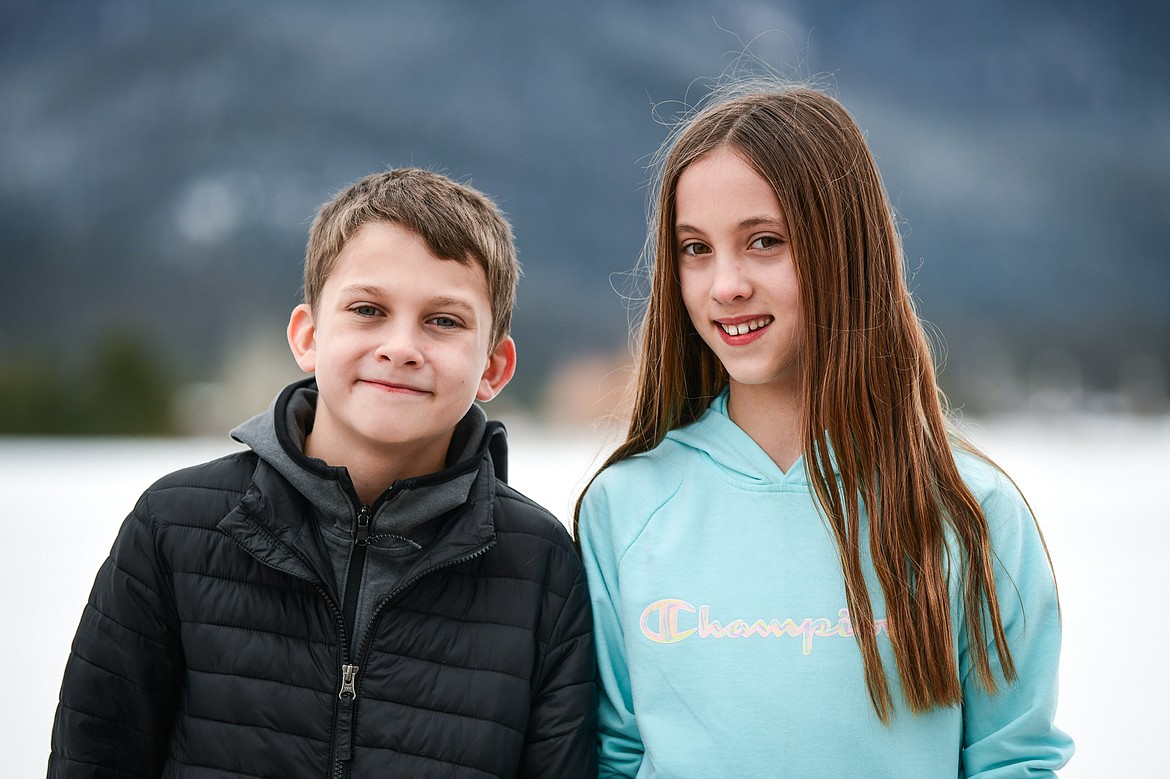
[339,284,389,298]
[427,296,478,315]
[340,285,479,314]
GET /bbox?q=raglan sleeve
[958,473,1075,777]
[48,490,183,777]
[578,477,644,778]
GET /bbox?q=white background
[3,414,1165,776]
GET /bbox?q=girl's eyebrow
[738,215,786,230]
[674,215,786,234]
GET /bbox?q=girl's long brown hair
[576,84,1037,722]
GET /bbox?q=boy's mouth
[361,379,429,396]
[717,316,773,337]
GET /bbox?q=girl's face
[675,147,804,403]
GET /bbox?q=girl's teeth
[721,317,772,336]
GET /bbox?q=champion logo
[639,599,888,654]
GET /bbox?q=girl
[576,83,1073,777]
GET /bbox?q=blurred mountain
[1,0,1167,425]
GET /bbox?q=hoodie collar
[666,387,838,486]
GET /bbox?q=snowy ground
[2,414,1165,776]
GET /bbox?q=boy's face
[287,221,515,474]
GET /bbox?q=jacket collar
[219,452,500,593]
[229,378,506,546]
[219,380,507,591]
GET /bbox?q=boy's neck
[304,430,453,507]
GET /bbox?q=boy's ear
[476,336,517,402]
[287,304,318,374]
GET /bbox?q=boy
[48,168,597,777]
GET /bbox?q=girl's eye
[680,241,711,257]
[750,236,782,250]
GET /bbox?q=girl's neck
[726,381,805,473]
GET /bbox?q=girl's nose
[711,256,752,303]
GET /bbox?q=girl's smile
[716,315,774,342]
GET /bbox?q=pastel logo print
[639,598,887,654]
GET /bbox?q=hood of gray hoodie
[231,379,490,541]
[230,378,500,647]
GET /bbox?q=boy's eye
[352,304,381,317]
[428,315,460,329]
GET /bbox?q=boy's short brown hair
[305,168,519,346]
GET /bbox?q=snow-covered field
[3,415,1165,776]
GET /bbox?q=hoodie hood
[230,378,498,545]
[665,388,836,487]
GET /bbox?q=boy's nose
[711,256,752,303]
[375,329,423,365]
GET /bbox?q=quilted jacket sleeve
[517,562,598,779]
[48,491,183,777]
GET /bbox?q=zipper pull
[354,506,371,546]
[338,663,359,699]
[334,663,360,761]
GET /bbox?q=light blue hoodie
[578,390,1072,778]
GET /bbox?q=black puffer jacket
[48,389,596,778]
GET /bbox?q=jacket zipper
[331,502,374,778]
[330,535,496,777]
[340,505,372,647]
[320,587,350,779]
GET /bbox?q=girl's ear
[287,304,318,374]
[476,336,517,402]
